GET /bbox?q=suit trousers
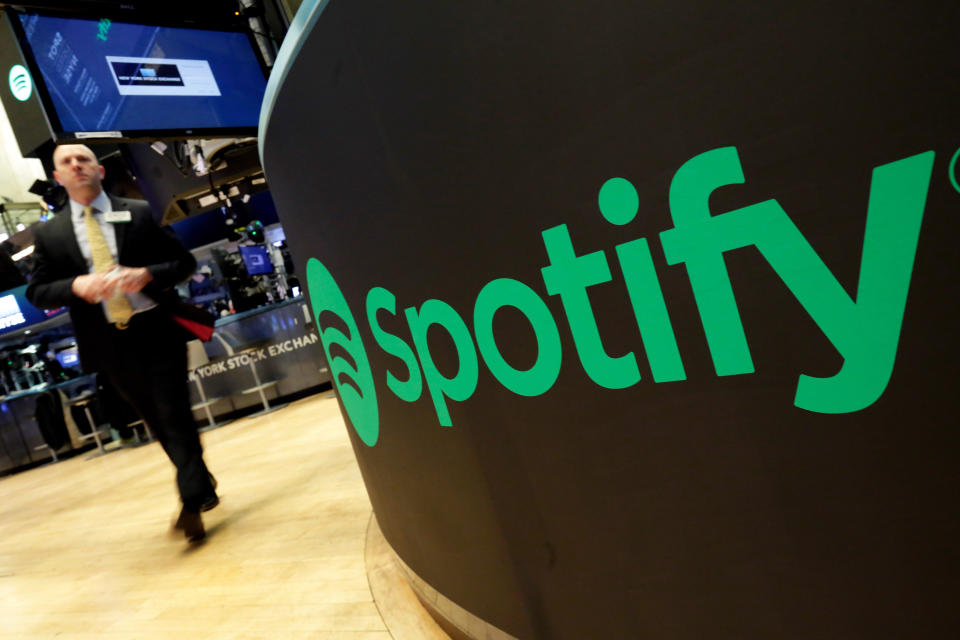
[98,308,216,512]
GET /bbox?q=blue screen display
[18,13,266,134]
[56,347,80,368]
[0,284,67,337]
[239,245,273,275]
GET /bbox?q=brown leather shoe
[201,494,219,512]
[173,507,205,542]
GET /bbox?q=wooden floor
[0,393,429,639]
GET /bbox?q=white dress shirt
[68,191,157,318]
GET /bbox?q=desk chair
[127,418,152,443]
[187,340,228,431]
[239,352,282,414]
[68,393,108,456]
[33,389,69,463]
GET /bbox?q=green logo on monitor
[306,258,379,446]
[8,65,32,102]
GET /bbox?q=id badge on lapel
[104,210,132,223]
[110,210,132,259]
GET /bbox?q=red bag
[171,302,217,342]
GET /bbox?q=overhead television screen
[0,284,67,337]
[13,12,267,139]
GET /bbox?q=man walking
[27,144,218,542]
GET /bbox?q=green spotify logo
[308,146,936,445]
[306,258,379,446]
[8,64,32,102]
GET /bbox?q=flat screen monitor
[55,346,80,368]
[10,11,267,141]
[239,245,273,275]
[0,284,68,337]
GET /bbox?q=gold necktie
[83,205,133,329]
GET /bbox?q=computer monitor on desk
[239,245,273,276]
[55,346,80,369]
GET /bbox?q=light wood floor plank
[0,394,394,639]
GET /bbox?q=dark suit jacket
[26,195,196,372]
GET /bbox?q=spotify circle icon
[306,258,380,446]
[8,65,32,102]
